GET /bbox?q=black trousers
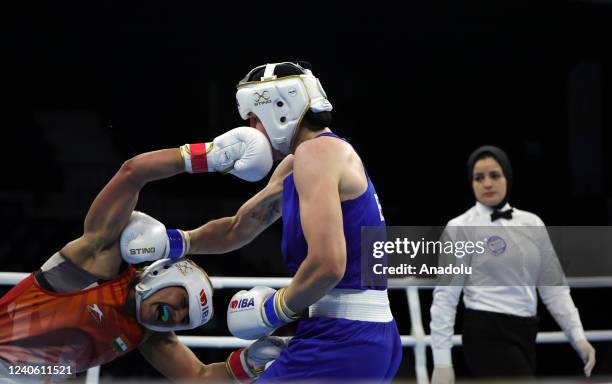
[462,308,539,378]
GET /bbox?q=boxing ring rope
[1,273,612,384]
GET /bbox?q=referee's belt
[308,289,393,323]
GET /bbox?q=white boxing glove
[225,336,289,383]
[179,127,273,182]
[119,211,190,264]
[227,286,299,340]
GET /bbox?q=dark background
[2,0,611,381]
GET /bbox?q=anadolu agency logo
[486,235,507,255]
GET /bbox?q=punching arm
[83,149,184,248]
[187,155,293,254]
[61,149,184,270]
[139,331,229,382]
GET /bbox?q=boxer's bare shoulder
[294,136,366,201]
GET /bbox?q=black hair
[466,145,514,209]
[245,61,332,130]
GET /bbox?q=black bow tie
[491,208,513,222]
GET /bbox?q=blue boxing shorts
[259,316,402,382]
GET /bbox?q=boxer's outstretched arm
[139,331,229,382]
[187,155,294,254]
[141,332,287,382]
[62,149,184,268]
[282,140,346,311]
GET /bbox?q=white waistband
[308,289,394,323]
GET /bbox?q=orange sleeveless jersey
[0,266,145,373]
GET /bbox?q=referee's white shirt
[430,202,586,366]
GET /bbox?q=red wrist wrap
[188,143,209,173]
[227,349,252,383]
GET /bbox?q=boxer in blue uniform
[187,62,402,382]
[261,134,401,382]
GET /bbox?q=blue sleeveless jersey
[281,132,387,290]
[261,133,401,382]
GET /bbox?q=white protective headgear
[135,258,214,332]
[236,62,333,155]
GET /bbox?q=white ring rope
[2,273,611,289]
[1,272,611,384]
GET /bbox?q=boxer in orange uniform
[0,127,284,383]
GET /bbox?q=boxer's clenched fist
[180,127,273,182]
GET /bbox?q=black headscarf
[467,145,513,210]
